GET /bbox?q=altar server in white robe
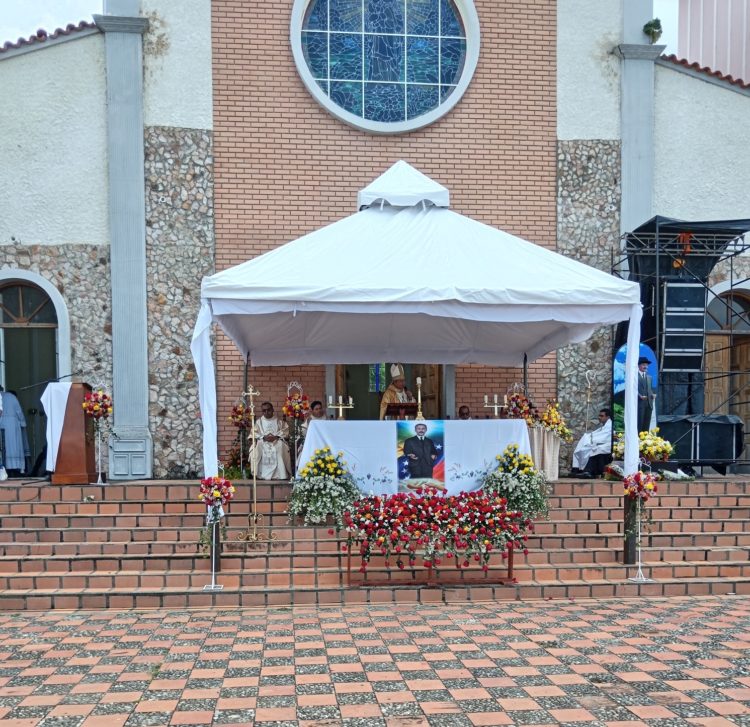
[250,402,291,479]
[0,387,30,475]
[571,408,612,478]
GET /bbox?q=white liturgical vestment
[572,418,612,470]
[249,416,290,480]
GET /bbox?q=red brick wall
[211,0,557,455]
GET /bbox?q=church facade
[1,0,748,478]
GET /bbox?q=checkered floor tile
[1,595,749,725]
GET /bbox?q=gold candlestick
[327,395,354,420]
[416,377,425,421]
[236,384,276,544]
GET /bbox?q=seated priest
[570,407,613,479]
[249,402,291,480]
[379,363,415,420]
[458,405,472,420]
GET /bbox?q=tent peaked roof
[201,204,640,314]
[357,160,450,209]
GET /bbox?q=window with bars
[0,283,58,327]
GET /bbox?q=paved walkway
[1,596,749,727]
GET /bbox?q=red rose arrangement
[623,471,657,502]
[344,487,532,573]
[82,390,113,421]
[282,392,310,420]
[229,402,252,429]
[199,476,235,508]
[506,392,535,424]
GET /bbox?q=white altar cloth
[298,419,531,496]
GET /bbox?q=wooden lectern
[384,402,418,420]
[52,383,97,485]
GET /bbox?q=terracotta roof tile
[1,21,97,54]
[661,53,750,90]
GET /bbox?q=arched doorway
[0,281,59,469]
[705,288,750,459]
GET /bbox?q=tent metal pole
[523,354,528,395]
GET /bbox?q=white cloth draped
[573,419,612,470]
[40,383,72,472]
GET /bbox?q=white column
[95,5,153,479]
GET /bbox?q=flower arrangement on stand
[282,382,310,471]
[225,401,253,478]
[481,444,550,520]
[288,447,360,528]
[506,391,535,424]
[622,469,657,569]
[612,428,673,462]
[198,476,235,558]
[82,389,113,485]
[623,470,658,502]
[343,487,531,574]
[538,401,573,442]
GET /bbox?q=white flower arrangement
[288,447,360,528]
[481,444,550,520]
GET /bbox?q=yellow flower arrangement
[538,401,573,442]
[612,427,673,462]
[495,444,535,476]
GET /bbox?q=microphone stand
[18,371,82,391]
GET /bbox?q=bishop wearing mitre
[379,363,415,420]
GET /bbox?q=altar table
[298,419,531,496]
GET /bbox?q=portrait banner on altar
[298,420,531,496]
[398,420,445,492]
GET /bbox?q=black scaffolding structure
[612,216,750,472]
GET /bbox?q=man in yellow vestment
[379,363,415,420]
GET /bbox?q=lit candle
[504,395,508,406]
[338,395,342,405]
[493,394,498,404]
[348,396,353,405]
[416,376,422,386]
[328,395,332,405]
[484,395,488,404]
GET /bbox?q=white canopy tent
[192,161,643,477]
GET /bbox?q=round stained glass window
[291,0,480,134]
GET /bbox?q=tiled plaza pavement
[1,596,750,727]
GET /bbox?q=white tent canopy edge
[191,161,643,479]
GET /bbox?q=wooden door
[704,334,729,414]
[412,364,442,419]
[731,339,750,457]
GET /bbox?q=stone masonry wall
[144,126,214,478]
[557,140,622,467]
